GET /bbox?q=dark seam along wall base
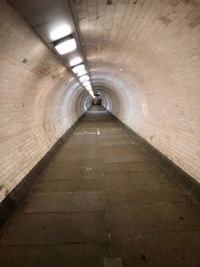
[0,113,85,228]
[109,111,200,203]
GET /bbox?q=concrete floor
[0,106,200,267]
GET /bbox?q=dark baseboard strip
[110,111,200,203]
[0,113,85,228]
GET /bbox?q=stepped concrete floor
[0,106,200,267]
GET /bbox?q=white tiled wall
[0,0,84,203]
[74,0,200,183]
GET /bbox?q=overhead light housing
[89,91,95,98]
[50,25,72,41]
[83,81,91,87]
[77,69,87,77]
[79,75,89,83]
[85,85,92,91]
[54,35,76,55]
[70,56,83,67]
[72,64,85,74]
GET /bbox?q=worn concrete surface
[0,106,200,267]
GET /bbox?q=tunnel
[0,0,200,266]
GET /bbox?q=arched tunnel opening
[0,0,200,266]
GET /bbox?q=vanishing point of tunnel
[0,0,200,267]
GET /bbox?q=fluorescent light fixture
[89,91,95,98]
[72,64,85,74]
[85,85,92,91]
[50,25,71,41]
[79,75,89,83]
[83,81,91,87]
[54,36,76,55]
[70,56,83,67]
[77,69,87,77]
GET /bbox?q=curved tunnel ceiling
[0,0,200,202]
